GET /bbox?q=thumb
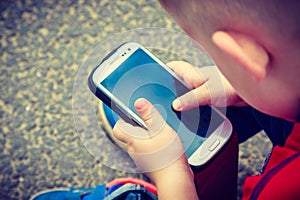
[134,98,166,136]
[134,98,154,127]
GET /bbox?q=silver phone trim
[97,84,147,129]
[91,42,232,165]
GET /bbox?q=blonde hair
[159,0,300,44]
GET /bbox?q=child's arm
[152,154,199,200]
[113,98,199,200]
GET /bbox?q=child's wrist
[151,158,198,200]
[148,155,193,185]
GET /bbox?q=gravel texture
[0,0,272,199]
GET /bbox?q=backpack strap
[250,151,300,200]
[107,177,157,195]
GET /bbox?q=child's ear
[212,30,269,81]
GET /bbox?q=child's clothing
[242,122,300,199]
[228,107,300,199]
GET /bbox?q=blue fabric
[252,108,294,146]
[31,185,107,200]
[105,184,122,196]
[90,185,106,200]
[31,190,81,200]
[226,106,294,146]
[105,183,157,200]
[32,183,158,200]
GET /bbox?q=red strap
[243,122,300,199]
[249,151,300,200]
[107,177,157,195]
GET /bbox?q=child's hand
[168,61,247,111]
[113,98,198,199]
[113,98,188,180]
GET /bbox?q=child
[113,0,300,199]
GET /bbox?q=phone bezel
[92,42,191,129]
[88,42,232,166]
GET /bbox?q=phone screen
[100,48,224,157]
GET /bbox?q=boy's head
[159,0,300,121]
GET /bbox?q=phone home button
[208,139,220,151]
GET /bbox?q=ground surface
[0,0,272,199]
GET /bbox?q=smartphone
[88,42,232,166]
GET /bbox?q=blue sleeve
[226,106,294,146]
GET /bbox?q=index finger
[167,61,206,89]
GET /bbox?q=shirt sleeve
[226,106,293,146]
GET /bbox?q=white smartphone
[88,42,232,166]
